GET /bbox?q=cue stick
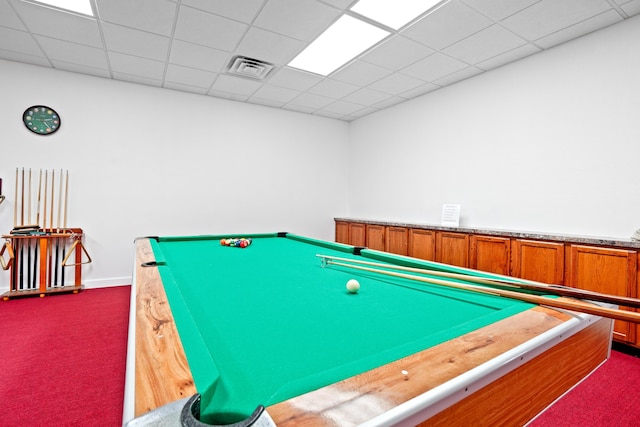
[28,169,32,225]
[36,169,42,227]
[324,260,640,324]
[317,255,640,309]
[33,170,42,288]
[53,169,63,286]
[49,169,55,286]
[61,170,69,286]
[13,168,17,228]
[42,170,48,232]
[27,169,32,288]
[20,167,24,226]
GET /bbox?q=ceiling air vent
[227,56,274,80]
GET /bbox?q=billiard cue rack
[1,228,91,300]
[1,168,92,300]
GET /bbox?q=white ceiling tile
[0,27,43,57]
[174,5,248,51]
[460,0,541,21]
[51,60,111,78]
[35,35,108,68]
[313,109,344,119]
[102,23,170,61]
[96,0,178,36]
[342,87,391,105]
[165,64,217,88]
[181,0,266,24]
[620,0,640,15]
[476,42,540,70]
[13,0,103,48]
[0,50,50,66]
[163,81,209,95]
[320,99,365,115]
[501,0,613,41]
[235,27,305,65]
[169,40,230,72]
[254,0,341,41]
[401,52,468,82]
[368,72,426,95]
[534,10,623,49]
[372,96,405,109]
[288,92,334,109]
[112,71,163,87]
[281,103,317,114]
[250,84,302,103]
[210,74,262,96]
[433,65,483,86]
[249,97,286,108]
[443,25,527,64]
[359,36,434,71]
[207,89,249,102]
[268,67,324,90]
[318,0,354,9]
[331,60,393,86]
[401,83,440,99]
[307,78,359,98]
[403,0,493,49]
[109,51,165,80]
[0,0,26,30]
[349,106,378,118]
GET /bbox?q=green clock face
[23,105,61,135]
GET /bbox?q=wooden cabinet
[335,221,349,244]
[511,240,565,285]
[386,227,408,255]
[349,223,366,247]
[566,245,637,344]
[436,232,469,268]
[366,225,385,251]
[334,219,640,348]
[470,236,510,275]
[409,229,436,261]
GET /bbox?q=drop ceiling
[1,0,638,121]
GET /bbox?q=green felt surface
[151,233,534,423]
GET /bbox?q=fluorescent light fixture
[288,14,389,76]
[351,0,444,30]
[25,0,94,16]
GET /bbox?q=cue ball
[346,279,360,293]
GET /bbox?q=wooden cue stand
[1,228,87,300]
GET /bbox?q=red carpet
[530,347,640,426]
[0,286,130,427]
[1,285,639,426]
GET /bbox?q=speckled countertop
[334,218,640,250]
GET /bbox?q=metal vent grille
[227,56,274,80]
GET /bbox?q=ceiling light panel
[24,0,94,16]
[351,0,445,30]
[287,14,390,76]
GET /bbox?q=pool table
[123,233,613,426]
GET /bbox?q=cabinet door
[511,240,565,285]
[409,229,436,261]
[386,227,408,255]
[470,236,510,275]
[436,232,469,267]
[335,221,349,244]
[366,225,385,251]
[348,223,366,247]
[567,245,637,344]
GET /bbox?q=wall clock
[23,105,61,135]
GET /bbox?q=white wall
[0,61,349,291]
[349,15,640,240]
